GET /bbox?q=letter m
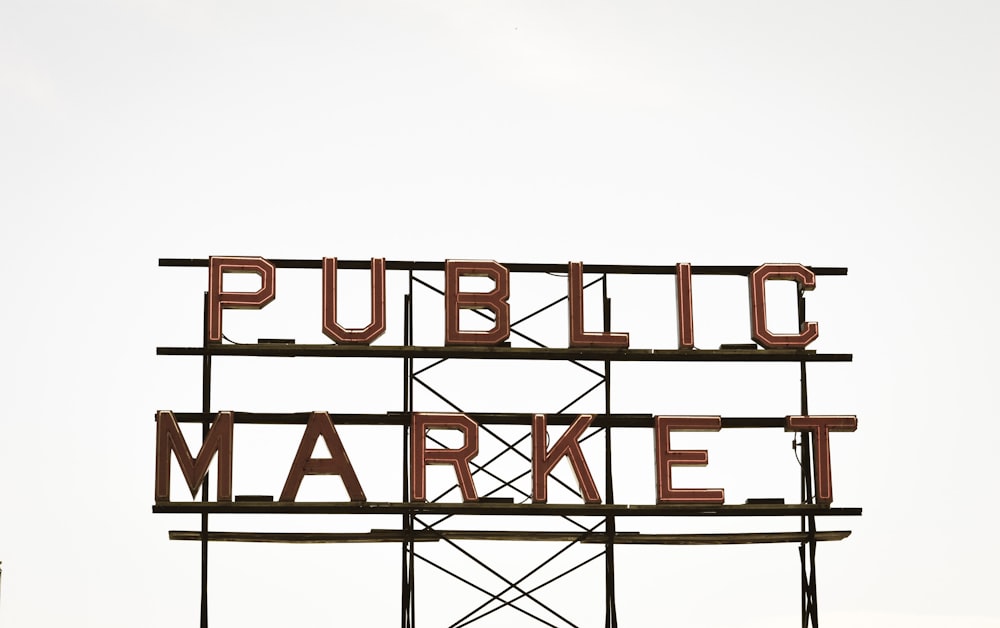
[155,411,233,502]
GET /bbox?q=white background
[1,2,997,626]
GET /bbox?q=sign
[154,258,857,510]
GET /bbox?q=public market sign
[155,258,856,509]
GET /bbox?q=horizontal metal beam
[159,258,848,276]
[163,412,787,428]
[167,530,851,545]
[157,344,852,362]
[154,501,861,517]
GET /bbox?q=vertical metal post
[602,276,618,628]
[797,288,818,628]
[200,292,212,628]
[402,272,415,628]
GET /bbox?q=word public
[208,257,823,349]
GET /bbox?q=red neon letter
[785,415,857,505]
[676,263,695,350]
[208,256,276,342]
[749,263,818,349]
[155,411,233,502]
[322,257,386,344]
[280,412,366,502]
[654,416,724,504]
[532,414,601,504]
[445,260,510,345]
[411,413,479,502]
[568,262,629,348]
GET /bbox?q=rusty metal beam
[159,258,848,276]
[158,344,852,362]
[154,501,861,517]
[167,530,852,545]
[163,412,789,428]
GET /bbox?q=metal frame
[156,258,859,628]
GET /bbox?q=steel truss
[156,259,859,628]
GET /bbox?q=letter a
[281,412,366,502]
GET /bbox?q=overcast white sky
[2,2,998,627]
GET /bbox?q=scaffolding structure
[155,258,861,628]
